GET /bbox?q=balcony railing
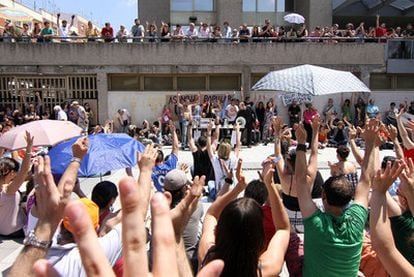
[0,35,404,44]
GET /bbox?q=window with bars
[0,75,98,119]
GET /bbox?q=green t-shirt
[40,27,53,36]
[303,203,368,277]
[390,210,414,265]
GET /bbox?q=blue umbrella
[49,133,145,177]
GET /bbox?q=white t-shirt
[225,104,239,122]
[47,225,122,277]
[0,190,27,235]
[186,28,198,37]
[211,153,238,192]
[57,110,67,121]
[121,109,130,121]
[58,26,70,37]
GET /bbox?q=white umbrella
[251,64,371,96]
[283,13,305,24]
[0,120,83,150]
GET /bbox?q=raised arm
[354,119,381,208]
[307,116,320,179]
[260,165,290,276]
[57,13,61,28]
[212,117,220,148]
[272,117,285,177]
[56,137,88,194]
[234,123,241,158]
[396,109,414,150]
[169,121,179,156]
[349,125,363,166]
[370,161,413,276]
[187,121,197,152]
[399,158,414,215]
[6,131,33,195]
[70,15,75,28]
[295,123,317,218]
[206,119,214,159]
[387,124,404,159]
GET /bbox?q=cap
[63,198,99,233]
[71,101,79,106]
[164,169,189,191]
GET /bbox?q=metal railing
[1,35,412,44]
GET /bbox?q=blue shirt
[366,104,379,118]
[151,153,178,192]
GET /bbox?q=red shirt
[404,148,414,161]
[262,205,276,247]
[375,27,387,37]
[101,27,113,38]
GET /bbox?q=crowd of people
[1,15,414,43]
[1,88,414,276]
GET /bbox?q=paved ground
[0,144,395,275]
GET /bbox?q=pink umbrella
[0,120,83,150]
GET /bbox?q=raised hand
[396,107,405,119]
[138,143,158,171]
[235,159,246,189]
[296,123,307,144]
[359,118,381,147]
[25,130,34,149]
[34,156,73,227]
[262,163,275,186]
[179,163,189,173]
[272,116,283,136]
[373,160,405,193]
[72,137,88,159]
[348,125,357,140]
[400,158,414,193]
[311,115,321,131]
[387,124,398,141]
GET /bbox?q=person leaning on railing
[85,21,100,42]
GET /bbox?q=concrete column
[97,72,109,123]
[138,0,170,25]
[216,0,243,27]
[242,66,251,99]
[295,0,332,31]
[360,68,371,87]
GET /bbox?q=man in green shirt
[40,21,54,42]
[390,206,414,264]
[295,117,378,276]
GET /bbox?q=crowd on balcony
[1,15,413,43]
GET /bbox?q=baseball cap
[63,198,99,233]
[164,169,190,191]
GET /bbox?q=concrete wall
[0,43,386,67]
[138,0,170,25]
[216,0,243,27]
[295,0,332,30]
[108,89,414,126]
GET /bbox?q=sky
[31,0,138,29]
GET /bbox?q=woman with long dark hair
[198,160,290,277]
